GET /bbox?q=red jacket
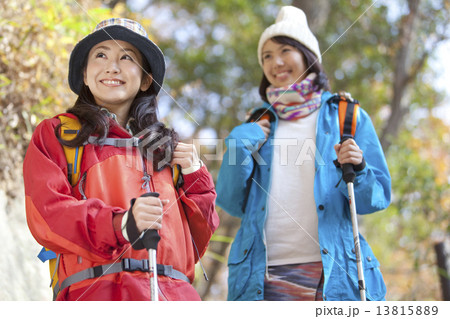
[24,113,219,301]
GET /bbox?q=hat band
[93,18,148,38]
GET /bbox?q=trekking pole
[341,138,366,301]
[140,192,161,301]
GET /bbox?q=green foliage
[314,0,392,118]
[365,114,449,300]
[1,0,448,300]
[317,0,448,136]
[0,0,120,193]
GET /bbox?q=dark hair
[259,36,330,103]
[56,57,178,171]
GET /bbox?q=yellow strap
[58,115,84,186]
[173,164,179,186]
[49,255,58,290]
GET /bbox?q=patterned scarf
[266,73,323,121]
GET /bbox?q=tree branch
[380,0,421,151]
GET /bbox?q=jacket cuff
[182,165,214,194]
[354,157,366,172]
[113,211,129,246]
[333,157,366,172]
[181,160,203,175]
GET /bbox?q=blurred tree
[1,0,448,300]
[364,114,450,300]
[0,0,115,196]
[303,0,449,151]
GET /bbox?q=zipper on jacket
[262,187,272,280]
[140,154,152,193]
[262,124,276,281]
[192,236,209,281]
[141,171,151,192]
[263,229,270,280]
[259,110,277,281]
[78,172,87,200]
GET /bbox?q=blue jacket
[216,91,391,301]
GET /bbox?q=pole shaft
[347,182,366,301]
[149,248,158,301]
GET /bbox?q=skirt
[263,261,324,301]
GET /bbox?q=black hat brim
[68,25,165,95]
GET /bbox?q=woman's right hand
[256,119,271,140]
[131,196,169,232]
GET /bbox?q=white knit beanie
[257,6,322,66]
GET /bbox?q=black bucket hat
[68,18,165,95]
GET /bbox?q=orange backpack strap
[58,115,84,186]
[333,92,366,174]
[337,92,359,141]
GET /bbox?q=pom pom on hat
[257,6,321,66]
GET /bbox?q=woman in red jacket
[23,18,219,301]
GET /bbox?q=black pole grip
[140,192,161,251]
[342,163,356,184]
[340,137,356,184]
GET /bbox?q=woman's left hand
[171,142,201,171]
[334,138,363,166]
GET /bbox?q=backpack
[37,114,184,296]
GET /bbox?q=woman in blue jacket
[216,6,391,301]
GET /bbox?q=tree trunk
[291,0,330,32]
[102,0,125,9]
[380,0,420,151]
[434,240,450,301]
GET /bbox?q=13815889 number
[376,305,439,316]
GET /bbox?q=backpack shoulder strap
[172,164,184,190]
[336,92,360,141]
[246,108,276,123]
[58,115,84,186]
[332,92,366,174]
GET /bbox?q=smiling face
[261,38,307,88]
[83,40,152,123]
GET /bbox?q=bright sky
[430,41,450,125]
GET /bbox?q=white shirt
[265,110,322,266]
